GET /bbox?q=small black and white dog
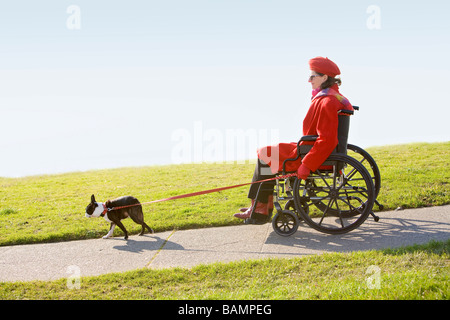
[85,194,153,239]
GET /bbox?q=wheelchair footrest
[274,202,283,213]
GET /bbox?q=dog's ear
[91,194,96,203]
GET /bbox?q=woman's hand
[297,164,311,180]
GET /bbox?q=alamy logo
[66,265,81,289]
[366,5,381,30]
[171,121,279,165]
[66,5,81,30]
[366,265,381,289]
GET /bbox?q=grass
[366,142,450,209]
[0,163,252,246]
[0,142,449,246]
[1,239,448,300]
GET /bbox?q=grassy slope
[0,142,449,246]
[367,142,449,208]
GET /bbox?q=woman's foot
[234,198,273,220]
[234,200,255,219]
[244,196,274,224]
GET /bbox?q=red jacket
[257,84,352,173]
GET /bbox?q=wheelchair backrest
[336,109,353,155]
[319,109,354,171]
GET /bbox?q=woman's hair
[316,72,342,89]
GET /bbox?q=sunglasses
[309,74,323,81]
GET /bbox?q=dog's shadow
[111,235,184,254]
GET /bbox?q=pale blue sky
[1,0,449,177]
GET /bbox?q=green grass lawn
[1,240,448,300]
[0,142,449,246]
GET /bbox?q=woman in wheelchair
[234,57,354,224]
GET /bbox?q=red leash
[108,173,297,211]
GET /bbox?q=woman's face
[308,71,328,90]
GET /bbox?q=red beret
[309,56,341,78]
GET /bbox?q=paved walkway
[1,205,449,282]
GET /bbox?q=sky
[0,0,449,177]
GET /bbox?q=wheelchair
[254,107,382,236]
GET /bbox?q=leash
[108,173,297,211]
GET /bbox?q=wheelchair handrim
[293,154,375,234]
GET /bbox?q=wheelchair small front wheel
[272,210,299,237]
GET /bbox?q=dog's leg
[114,220,129,240]
[144,222,154,234]
[103,223,116,239]
[138,222,154,235]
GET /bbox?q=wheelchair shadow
[264,215,450,255]
[105,209,449,269]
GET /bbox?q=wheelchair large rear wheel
[347,144,381,199]
[293,154,375,234]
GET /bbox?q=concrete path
[0,205,449,282]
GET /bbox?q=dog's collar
[100,203,108,217]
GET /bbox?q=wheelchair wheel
[293,154,375,235]
[272,210,299,237]
[284,199,306,220]
[347,144,381,199]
